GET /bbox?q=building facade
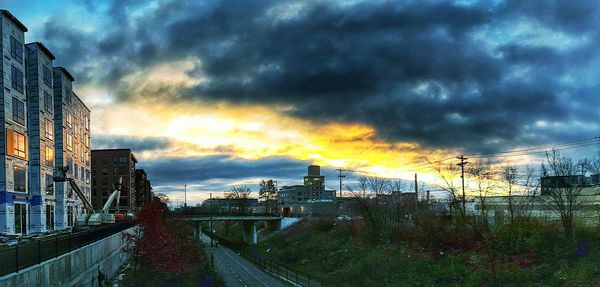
[277,165,336,216]
[134,169,152,210]
[0,10,29,234]
[0,10,91,235]
[53,67,91,229]
[91,149,137,211]
[25,42,56,232]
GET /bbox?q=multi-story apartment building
[25,42,56,232]
[91,149,137,211]
[134,169,152,209]
[0,10,29,234]
[0,10,91,235]
[53,67,91,229]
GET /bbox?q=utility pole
[184,185,187,208]
[336,169,346,198]
[414,173,418,195]
[209,192,213,247]
[457,155,469,214]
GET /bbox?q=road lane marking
[222,248,270,287]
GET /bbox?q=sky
[3,0,599,205]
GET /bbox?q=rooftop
[53,67,75,82]
[0,10,27,32]
[26,42,55,60]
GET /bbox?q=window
[65,87,72,103]
[102,167,108,175]
[74,143,78,159]
[66,111,72,127]
[11,66,23,93]
[45,119,53,140]
[45,205,54,230]
[66,134,73,151]
[10,36,23,63]
[74,164,79,178]
[44,91,53,112]
[67,157,73,174]
[84,135,89,147]
[45,146,54,167]
[43,66,52,87]
[13,131,26,159]
[84,115,89,130]
[46,174,54,196]
[12,98,25,125]
[73,124,78,138]
[14,166,26,192]
[119,156,128,164]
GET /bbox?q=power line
[467,137,600,158]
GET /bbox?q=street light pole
[209,192,213,247]
[184,185,187,208]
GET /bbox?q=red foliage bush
[123,199,206,275]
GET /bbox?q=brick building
[91,149,137,211]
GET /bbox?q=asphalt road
[200,234,288,287]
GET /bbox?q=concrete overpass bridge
[172,213,282,245]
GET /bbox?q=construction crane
[53,166,96,226]
[53,166,122,226]
[94,177,123,224]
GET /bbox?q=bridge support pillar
[242,221,257,245]
[195,222,200,239]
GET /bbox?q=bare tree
[225,186,252,215]
[541,150,586,238]
[258,179,277,214]
[430,160,465,220]
[349,175,417,242]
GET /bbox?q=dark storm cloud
[37,0,600,153]
[92,135,171,152]
[137,155,311,187]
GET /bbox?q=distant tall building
[134,169,152,209]
[25,42,56,232]
[278,165,336,216]
[0,10,29,234]
[91,149,137,211]
[53,67,91,229]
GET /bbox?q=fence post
[15,244,19,273]
[38,240,42,264]
[55,235,58,258]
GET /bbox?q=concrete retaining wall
[0,226,136,287]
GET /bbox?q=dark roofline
[91,149,138,163]
[26,42,55,60]
[54,67,75,82]
[71,91,90,112]
[0,10,28,32]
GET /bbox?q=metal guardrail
[0,222,134,277]
[203,229,330,287]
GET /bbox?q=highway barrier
[0,222,134,277]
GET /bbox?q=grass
[214,217,600,286]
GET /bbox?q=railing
[0,222,134,277]
[203,229,330,287]
[242,249,328,287]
